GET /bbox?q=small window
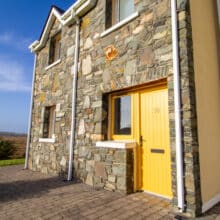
[106,0,134,29]
[43,106,56,138]
[111,94,132,138]
[49,32,61,65]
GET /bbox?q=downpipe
[171,0,185,211]
[67,17,80,181]
[24,54,37,169]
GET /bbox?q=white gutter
[67,16,80,181]
[24,55,37,169]
[171,0,185,211]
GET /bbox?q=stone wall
[74,0,201,216]
[28,18,76,175]
[80,147,134,194]
[75,0,173,187]
[28,0,203,216]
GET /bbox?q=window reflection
[114,95,131,135]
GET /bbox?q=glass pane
[119,0,134,21]
[114,95,131,135]
[217,0,220,25]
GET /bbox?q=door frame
[108,79,172,197]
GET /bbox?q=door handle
[140,135,143,146]
[140,136,147,145]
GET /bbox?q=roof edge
[29,0,97,53]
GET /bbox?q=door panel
[140,87,172,198]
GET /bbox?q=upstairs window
[49,32,61,65]
[42,106,56,139]
[106,0,134,29]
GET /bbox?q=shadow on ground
[0,176,77,203]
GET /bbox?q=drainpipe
[67,16,80,181]
[24,54,37,169]
[171,0,185,211]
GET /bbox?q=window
[114,95,131,134]
[111,94,133,139]
[42,106,56,139]
[106,0,134,29]
[49,32,61,65]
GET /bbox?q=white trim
[96,140,136,149]
[202,193,220,213]
[100,11,139,37]
[143,190,172,200]
[29,7,63,52]
[45,59,61,70]
[29,0,97,53]
[39,136,56,143]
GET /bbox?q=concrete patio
[0,165,219,219]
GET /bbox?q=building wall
[190,0,220,206]
[28,19,75,175]
[74,0,174,191]
[74,0,201,215]
[28,0,204,216]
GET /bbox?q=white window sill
[101,11,139,37]
[39,137,56,143]
[45,59,61,70]
[96,140,136,149]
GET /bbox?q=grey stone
[85,173,93,186]
[67,45,75,57]
[124,59,136,75]
[82,55,92,75]
[83,96,90,109]
[60,156,66,167]
[78,119,85,135]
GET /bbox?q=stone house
[26,0,220,217]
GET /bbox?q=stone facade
[28,0,204,217]
[29,18,76,175]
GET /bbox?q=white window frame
[39,105,56,143]
[101,11,139,37]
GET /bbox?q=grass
[0,158,25,167]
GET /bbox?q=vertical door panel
[140,87,172,198]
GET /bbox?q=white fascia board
[29,7,63,53]
[61,0,82,19]
[30,0,97,53]
[29,40,40,52]
[62,0,97,23]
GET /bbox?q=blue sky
[0,0,75,133]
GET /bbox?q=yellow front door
[140,86,172,198]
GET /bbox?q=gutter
[171,0,185,211]
[24,55,37,169]
[67,16,80,181]
[30,0,97,52]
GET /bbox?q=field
[0,133,27,159]
[0,158,25,166]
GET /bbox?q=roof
[38,5,65,41]
[29,0,98,53]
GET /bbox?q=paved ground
[0,165,219,220]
